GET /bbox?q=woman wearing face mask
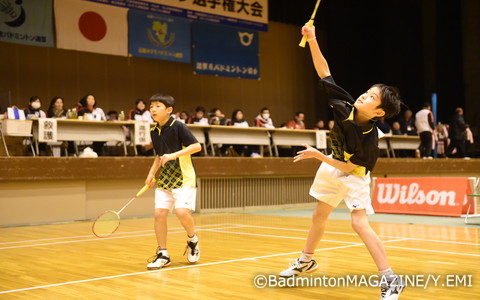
[23,96,47,119]
[22,96,47,155]
[255,107,274,128]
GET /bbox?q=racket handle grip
[299,19,315,48]
[136,178,155,197]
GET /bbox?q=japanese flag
[54,0,128,56]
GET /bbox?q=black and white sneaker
[279,259,318,277]
[380,274,405,300]
[147,248,171,270]
[184,240,200,263]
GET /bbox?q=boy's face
[150,101,172,122]
[354,87,385,119]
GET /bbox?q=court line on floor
[0,223,241,246]
[202,229,362,245]
[235,224,480,246]
[383,245,480,257]
[0,225,246,250]
[0,242,367,295]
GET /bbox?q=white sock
[187,234,198,243]
[158,248,168,257]
[299,252,314,262]
[379,268,394,277]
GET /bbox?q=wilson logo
[376,183,457,206]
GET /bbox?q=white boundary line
[0,243,366,295]
[203,229,361,244]
[0,223,240,246]
[384,245,480,257]
[0,224,474,295]
[235,224,480,246]
[0,225,246,250]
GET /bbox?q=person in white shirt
[77,94,107,155]
[414,103,435,158]
[188,106,209,125]
[77,94,106,121]
[23,96,47,119]
[128,99,153,122]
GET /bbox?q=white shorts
[309,161,375,215]
[154,186,197,212]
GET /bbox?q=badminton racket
[92,179,155,238]
[299,0,322,47]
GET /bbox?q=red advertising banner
[372,177,472,216]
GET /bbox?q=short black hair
[295,111,304,116]
[149,93,175,108]
[260,107,269,113]
[135,98,145,106]
[29,96,40,103]
[372,84,402,119]
[195,106,205,113]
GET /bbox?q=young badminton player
[279,25,405,300]
[145,93,202,269]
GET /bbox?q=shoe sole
[187,255,200,264]
[280,263,319,277]
[147,261,172,270]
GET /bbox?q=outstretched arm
[294,144,357,174]
[302,24,331,79]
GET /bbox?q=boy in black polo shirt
[145,93,202,269]
[279,25,405,300]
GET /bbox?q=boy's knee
[175,208,191,218]
[351,217,369,233]
[155,209,169,220]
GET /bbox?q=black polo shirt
[151,117,198,190]
[320,76,379,176]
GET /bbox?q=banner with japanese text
[192,21,259,79]
[85,0,268,32]
[0,0,54,47]
[128,9,191,63]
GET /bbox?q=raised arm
[302,24,331,79]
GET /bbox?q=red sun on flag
[78,11,107,42]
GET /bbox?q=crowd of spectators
[4,96,476,158]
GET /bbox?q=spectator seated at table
[209,108,227,125]
[188,106,209,125]
[255,107,274,128]
[23,96,47,156]
[313,120,325,130]
[23,96,46,119]
[223,109,253,156]
[391,121,402,135]
[47,97,67,119]
[47,96,76,156]
[177,111,189,123]
[77,94,107,155]
[77,94,106,121]
[106,110,118,121]
[128,99,153,123]
[286,112,306,130]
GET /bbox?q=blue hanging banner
[0,0,54,47]
[192,21,259,79]
[86,0,268,32]
[128,9,191,63]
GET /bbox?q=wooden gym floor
[0,213,478,299]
